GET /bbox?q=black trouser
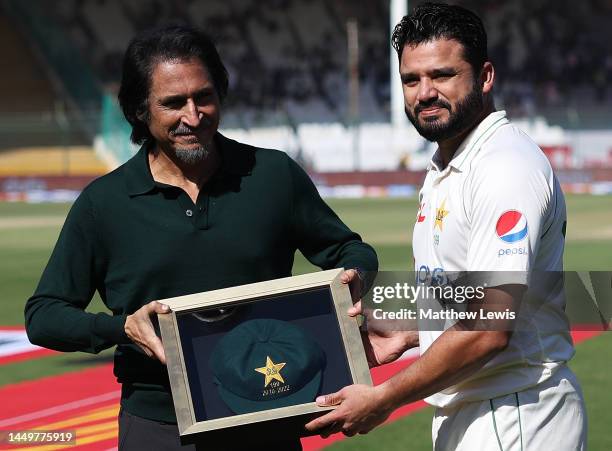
[118,409,303,451]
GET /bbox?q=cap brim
[217,370,322,415]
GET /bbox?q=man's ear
[136,104,149,122]
[481,61,495,95]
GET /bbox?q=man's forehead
[149,57,211,79]
[400,38,468,69]
[148,58,214,94]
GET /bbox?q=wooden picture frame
[157,268,372,440]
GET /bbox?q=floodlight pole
[347,18,360,170]
[390,0,408,130]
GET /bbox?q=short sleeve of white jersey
[464,126,556,284]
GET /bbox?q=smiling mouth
[419,107,445,116]
[174,133,201,144]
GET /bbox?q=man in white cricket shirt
[306,3,587,450]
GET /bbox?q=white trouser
[432,365,587,451]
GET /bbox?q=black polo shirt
[25,133,377,422]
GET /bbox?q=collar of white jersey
[427,110,509,172]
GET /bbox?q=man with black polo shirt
[25,25,377,450]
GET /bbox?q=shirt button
[185,209,193,217]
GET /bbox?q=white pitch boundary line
[0,330,42,357]
[0,390,120,428]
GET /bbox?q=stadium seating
[0,15,56,113]
[2,0,611,173]
[4,0,612,127]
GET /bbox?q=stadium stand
[7,0,392,125]
[7,0,609,127]
[0,7,106,175]
[1,0,611,175]
[0,15,57,114]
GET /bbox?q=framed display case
[157,268,371,441]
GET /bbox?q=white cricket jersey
[412,110,574,408]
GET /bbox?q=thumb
[348,300,362,317]
[316,391,343,407]
[340,269,357,284]
[150,301,171,314]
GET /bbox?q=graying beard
[173,145,209,165]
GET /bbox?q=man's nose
[182,99,202,128]
[416,78,438,103]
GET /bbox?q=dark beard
[173,145,209,165]
[404,83,484,142]
[170,123,210,165]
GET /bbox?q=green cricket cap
[209,319,326,414]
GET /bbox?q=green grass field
[0,195,610,449]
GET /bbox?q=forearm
[377,328,509,410]
[23,190,129,353]
[302,228,378,272]
[25,295,129,353]
[378,285,520,409]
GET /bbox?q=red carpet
[0,364,119,450]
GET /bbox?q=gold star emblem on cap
[254,356,286,387]
[434,199,449,231]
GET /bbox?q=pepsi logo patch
[496,210,528,243]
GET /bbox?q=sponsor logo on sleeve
[496,210,528,257]
[496,210,528,243]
